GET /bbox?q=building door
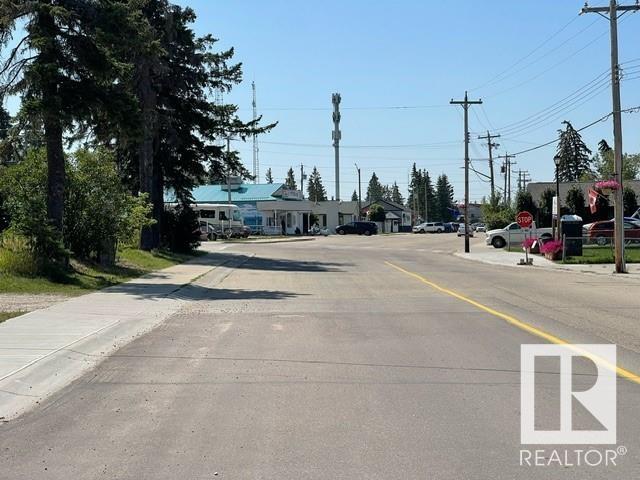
[302,213,309,234]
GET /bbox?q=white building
[257,200,359,235]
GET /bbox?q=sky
[5,1,639,204]
[170,0,640,203]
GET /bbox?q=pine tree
[538,188,555,228]
[407,163,422,216]
[265,168,274,184]
[434,174,454,221]
[307,166,327,202]
[556,121,593,181]
[381,185,392,201]
[351,190,358,201]
[366,172,384,202]
[285,167,297,189]
[0,1,137,245]
[391,182,404,205]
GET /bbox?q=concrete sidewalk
[0,243,241,420]
[455,247,640,277]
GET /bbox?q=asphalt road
[2,233,640,479]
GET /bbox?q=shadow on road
[180,252,351,272]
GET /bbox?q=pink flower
[540,239,563,254]
[595,179,621,191]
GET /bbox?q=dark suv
[336,221,378,236]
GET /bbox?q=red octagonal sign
[516,211,534,229]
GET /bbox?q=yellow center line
[385,260,640,385]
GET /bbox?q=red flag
[588,188,598,214]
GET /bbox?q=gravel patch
[0,294,71,313]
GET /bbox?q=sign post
[516,211,534,265]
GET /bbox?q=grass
[0,311,26,323]
[561,245,640,264]
[505,242,640,264]
[0,248,206,295]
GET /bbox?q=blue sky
[5,1,639,203]
[173,0,640,202]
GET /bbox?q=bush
[367,203,385,222]
[161,204,200,253]
[481,199,515,231]
[65,149,153,263]
[0,149,68,264]
[0,231,39,276]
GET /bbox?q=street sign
[516,211,533,229]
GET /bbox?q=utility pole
[300,163,306,199]
[226,137,232,235]
[478,131,500,200]
[498,153,516,206]
[332,93,342,200]
[252,81,259,183]
[581,1,639,274]
[519,170,531,192]
[451,92,482,253]
[355,164,362,220]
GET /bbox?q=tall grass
[0,232,39,277]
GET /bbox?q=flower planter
[544,250,562,261]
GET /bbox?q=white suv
[412,222,445,234]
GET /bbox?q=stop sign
[516,211,533,229]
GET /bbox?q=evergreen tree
[407,163,422,216]
[366,172,384,202]
[381,184,392,201]
[538,188,555,228]
[565,186,585,218]
[307,166,327,202]
[434,174,454,221]
[0,1,137,250]
[623,187,638,217]
[265,168,274,184]
[515,190,537,217]
[391,182,404,205]
[555,121,592,181]
[285,167,297,189]
[351,190,358,201]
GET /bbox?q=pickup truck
[485,222,553,249]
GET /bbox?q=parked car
[412,221,445,234]
[474,223,486,233]
[443,222,454,233]
[457,224,474,237]
[336,221,378,236]
[485,222,552,249]
[585,220,640,245]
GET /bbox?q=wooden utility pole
[581,1,639,274]
[478,131,500,200]
[497,153,516,206]
[332,93,342,201]
[451,92,483,253]
[355,163,362,220]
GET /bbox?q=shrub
[540,239,563,254]
[0,231,39,276]
[367,203,385,222]
[481,201,515,231]
[161,204,200,253]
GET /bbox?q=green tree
[538,188,555,228]
[515,190,537,218]
[0,1,135,250]
[555,121,592,181]
[285,167,297,189]
[434,174,454,221]
[591,140,640,180]
[366,172,384,202]
[565,186,585,219]
[265,168,274,184]
[481,196,515,230]
[391,182,404,205]
[351,190,358,201]
[623,187,638,217]
[306,166,327,202]
[367,203,385,222]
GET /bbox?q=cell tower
[252,81,259,183]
